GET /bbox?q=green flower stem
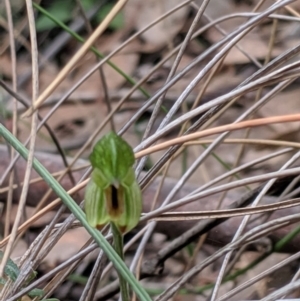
[0,124,151,301]
[111,222,130,301]
[32,2,150,98]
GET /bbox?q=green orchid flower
[84,132,142,233]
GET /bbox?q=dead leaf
[220,34,283,65]
[43,227,90,268]
[16,102,100,152]
[124,0,189,52]
[8,205,57,228]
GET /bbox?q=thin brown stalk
[0,0,39,284]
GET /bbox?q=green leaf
[24,270,37,285]
[28,288,44,298]
[0,278,6,285]
[0,125,151,301]
[96,3,124,30]
[32,2,150,99]
[0,251,20,282]
[0,251,44,299]
[36,1,73,31]
[81,0,97,11]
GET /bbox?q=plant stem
[0,124,151,301]
[111,222,130,301]
[32,2,150,98]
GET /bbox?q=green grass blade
[0,124,151,301]
[33,2,150,99]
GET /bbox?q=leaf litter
[2,0,300,300]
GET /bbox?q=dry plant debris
[2,0,300,300]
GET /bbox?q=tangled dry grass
[2,0,300,300]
